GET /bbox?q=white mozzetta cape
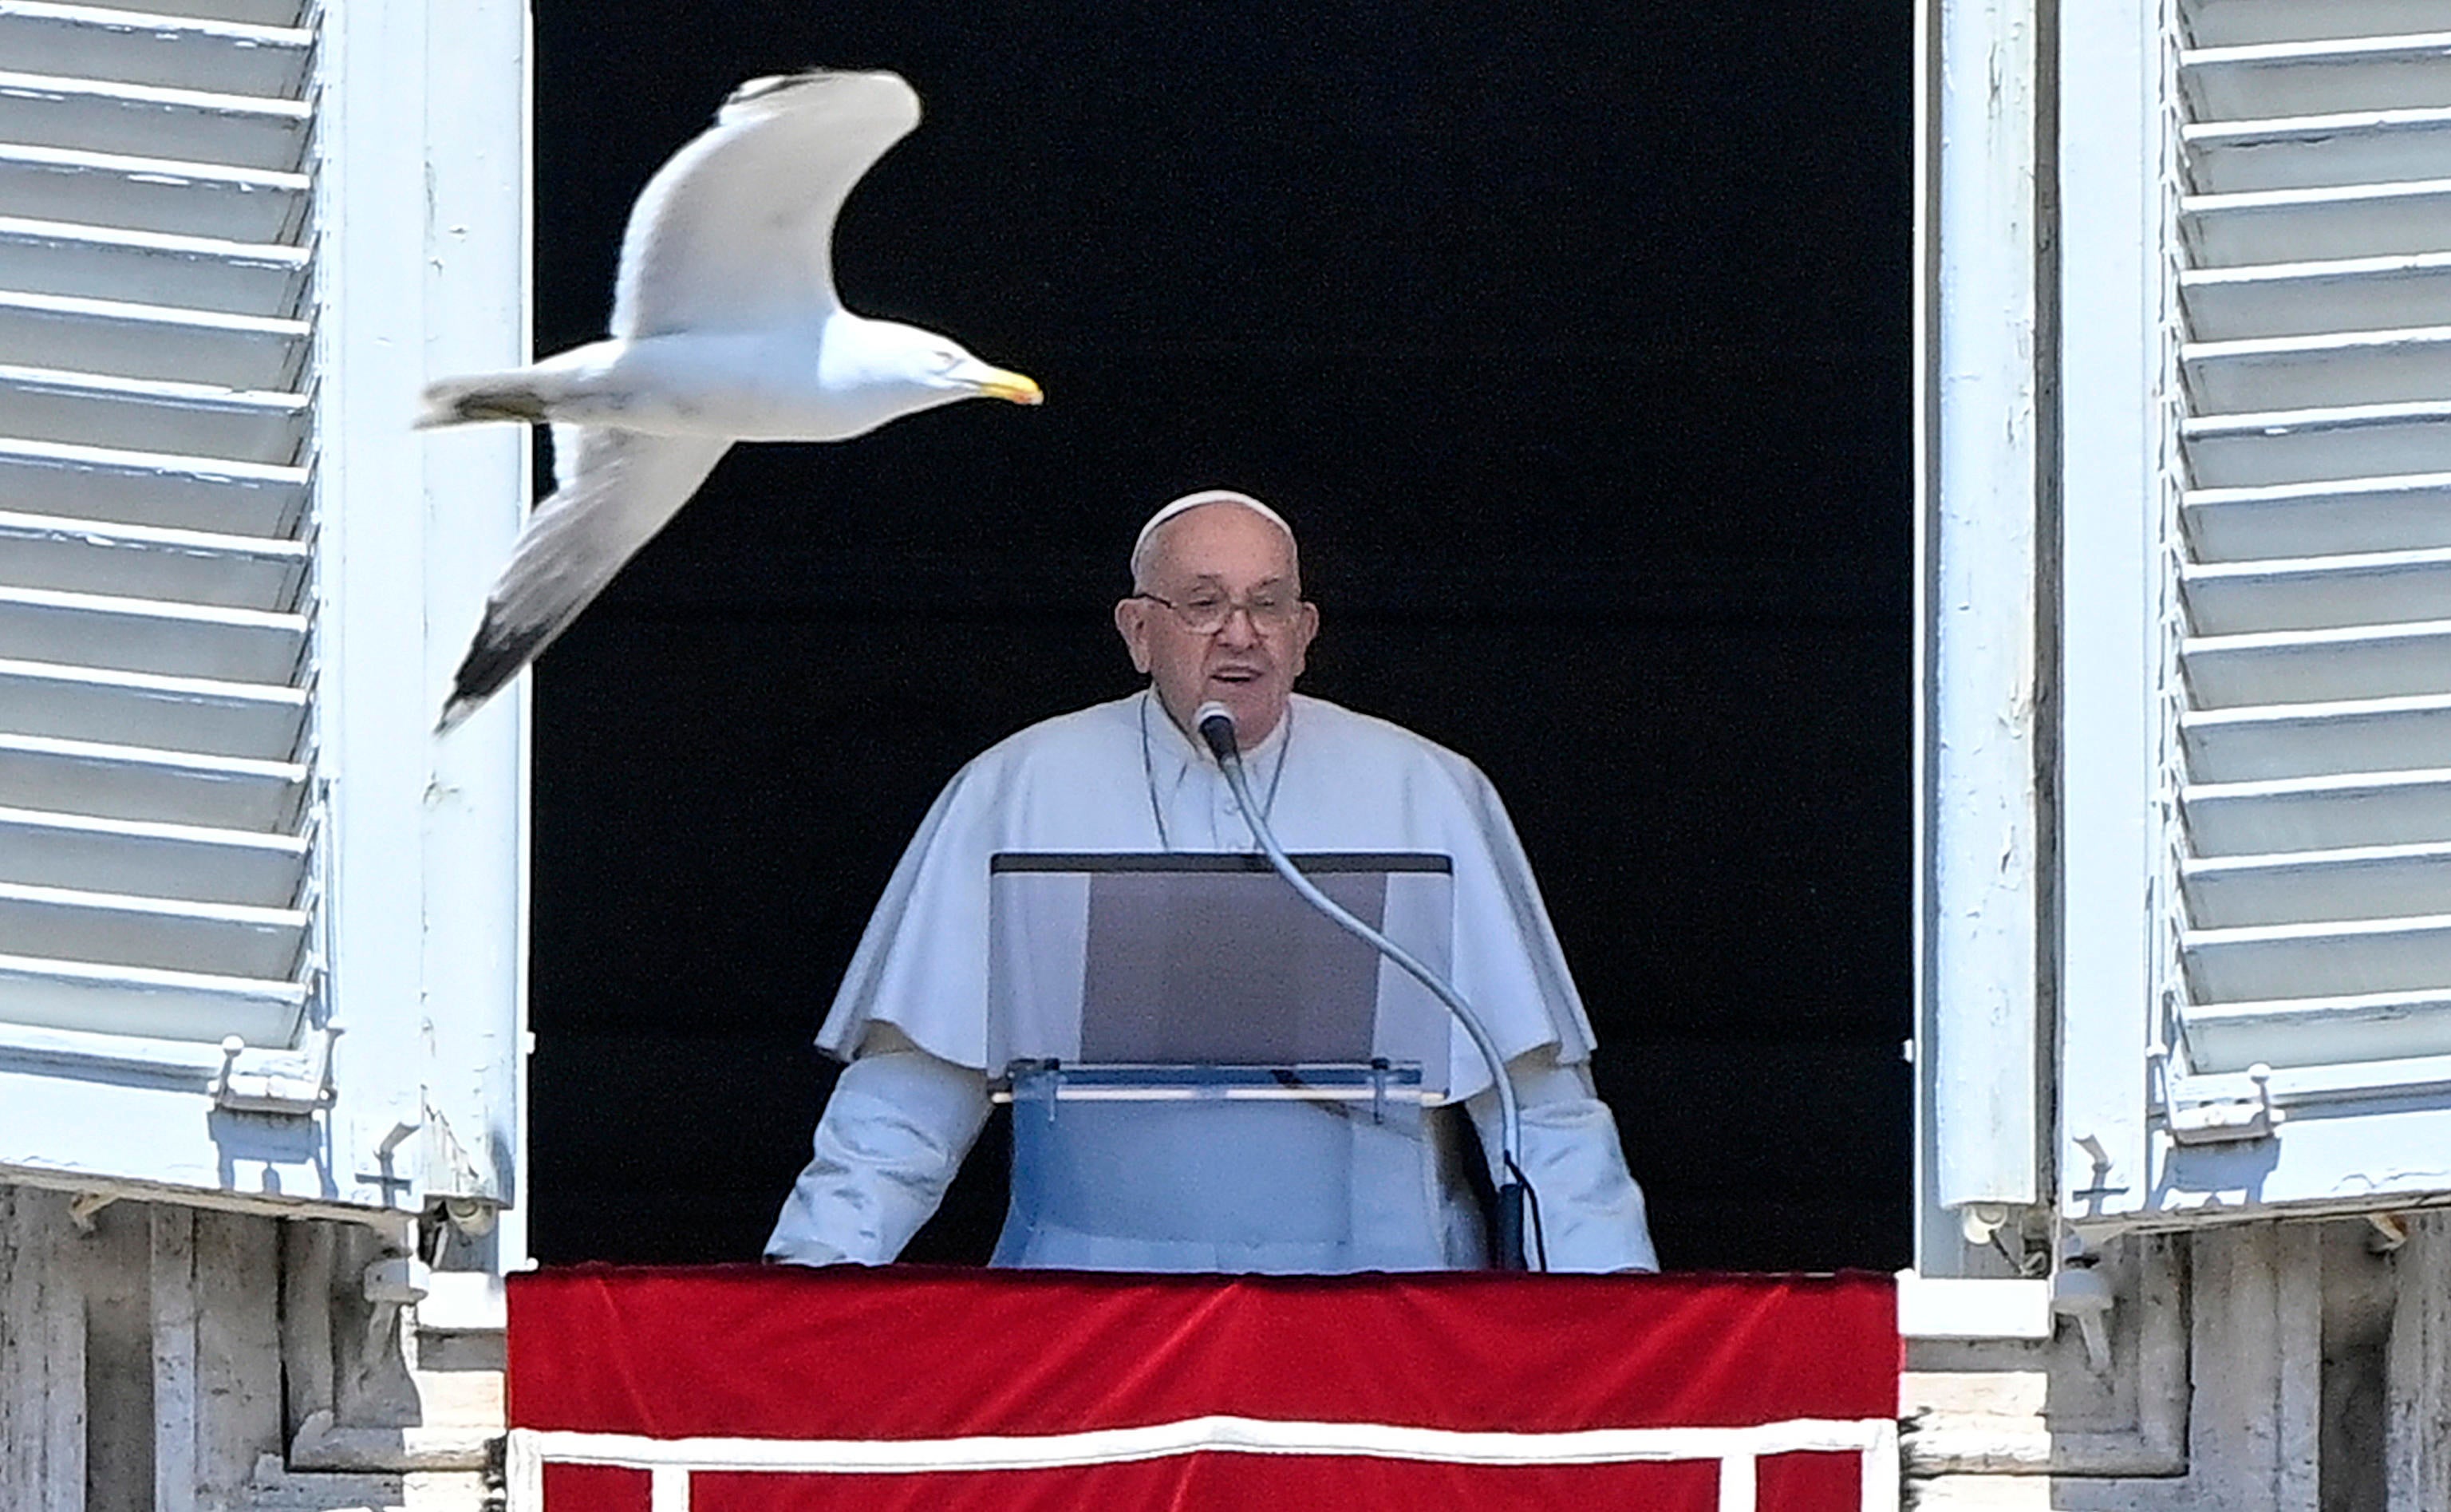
[815,691,1600,1103]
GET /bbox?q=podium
[504,1265,1903,1512]
[993,1059,1487,1271]
[985,854,1482,1272]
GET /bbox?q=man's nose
[1215,606,1262,645]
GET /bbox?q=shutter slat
[0,439,306,535]
[0,362,304,462]
[0,657,303,760]
[2190,0,2451,50]
[2185,768,2451,857]
[0,803,303,905]
[2185,914,2451,1001]
[2185,693,2451,780]
[112,0,303,26]
[0,145,304,243]
[2181,991,2451,1073]
[2182,546,2451,632]
[0,732,303,831]
[2181,36,2451,120]
[0,5,312,98]
[2182,401,2451,486]
[0,69,309,172]
[0,215,306,317]
[0,949,300,1044]
[2182,179,2451,267]
[0,586,302,682]
[0,878,302,979]
[2183,618,2451,706]
[2185,841,2451,926]
[2185,472,2451,559]
[0,290,306,389]
[2183,325,2451,412]
[0,507,306,610]
[2185,108,2451,193]
[2186,254,2451,341]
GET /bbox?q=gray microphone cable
[1193,701,1533,1270]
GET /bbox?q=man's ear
[1114,598,1153,674]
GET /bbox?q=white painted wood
[151,1204,197,1512]
[0,3,313,97]
[0,508,309,612]
[1919,0,2042,1252]
[0,586,306,681]
[2184,842,2451,926]
[2185,402,2451,488]
[2182,619,2451,707]
[2181,179,2451,268]
[2185,472,2451,561]
[0,360,306,461]
[2186,107,2451,194]
[0,215,307,315]
[0,879,302,976]
[2185,253,2451,341]
[2181,546,2451,633]
[2184,768,2451,855]
[0,290,306,389]
[0,659,306,758]
[0,144,306,244]
[2182,33,2451,120]
[2185,989,2451,1070]
[2184,326,2451,414]
[2191,0,2451,51]
[137,0,302,26]
[0,69,307,172]
[2054,0,2160,1232]
[2185,693,2451,781]
[0,439,307,535]
[0,732,305,829]
[0,957,300,1043]
[0,806,307,906]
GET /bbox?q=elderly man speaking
[768,489,1659,1273]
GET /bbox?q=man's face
[1114,503,1320,747]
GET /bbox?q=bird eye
[933,350,961,373]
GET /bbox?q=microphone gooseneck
[1196,700,1534,1271]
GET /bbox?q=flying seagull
[422,69,1041,734]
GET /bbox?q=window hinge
[2164,1062,2281,1146]
[212,1028,340,1115]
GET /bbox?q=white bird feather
[426,69,1040,735]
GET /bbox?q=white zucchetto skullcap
[1130,489,1297,583]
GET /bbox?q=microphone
[1202,699,1537,1270]
[1193,701,1240,764]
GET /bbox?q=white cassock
[768,691,1660,1273]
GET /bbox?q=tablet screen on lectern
[986,854,1454,1084]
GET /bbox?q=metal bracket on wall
[211,1028,341,1115]
[2163,1063,2281,1147]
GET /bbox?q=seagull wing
[437,427,730,732]
[611,69,922,340]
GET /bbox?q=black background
[523,1,1914,1273]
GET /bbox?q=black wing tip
[439,618,557,735]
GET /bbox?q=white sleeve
[1464,1047,1660,1273]
[764,1027,993,1266]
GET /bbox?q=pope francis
[767,489,1659,1273]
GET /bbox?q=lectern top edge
[989,852,1453,874]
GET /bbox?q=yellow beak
[976,368,1044,405]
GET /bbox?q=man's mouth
[1210,667,1264,685]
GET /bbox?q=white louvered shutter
[0,0,528,1226]
[2060,0,2451,1226]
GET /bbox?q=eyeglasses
[1132,590,1306,637]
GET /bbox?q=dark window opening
[524,0,1914,1275]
